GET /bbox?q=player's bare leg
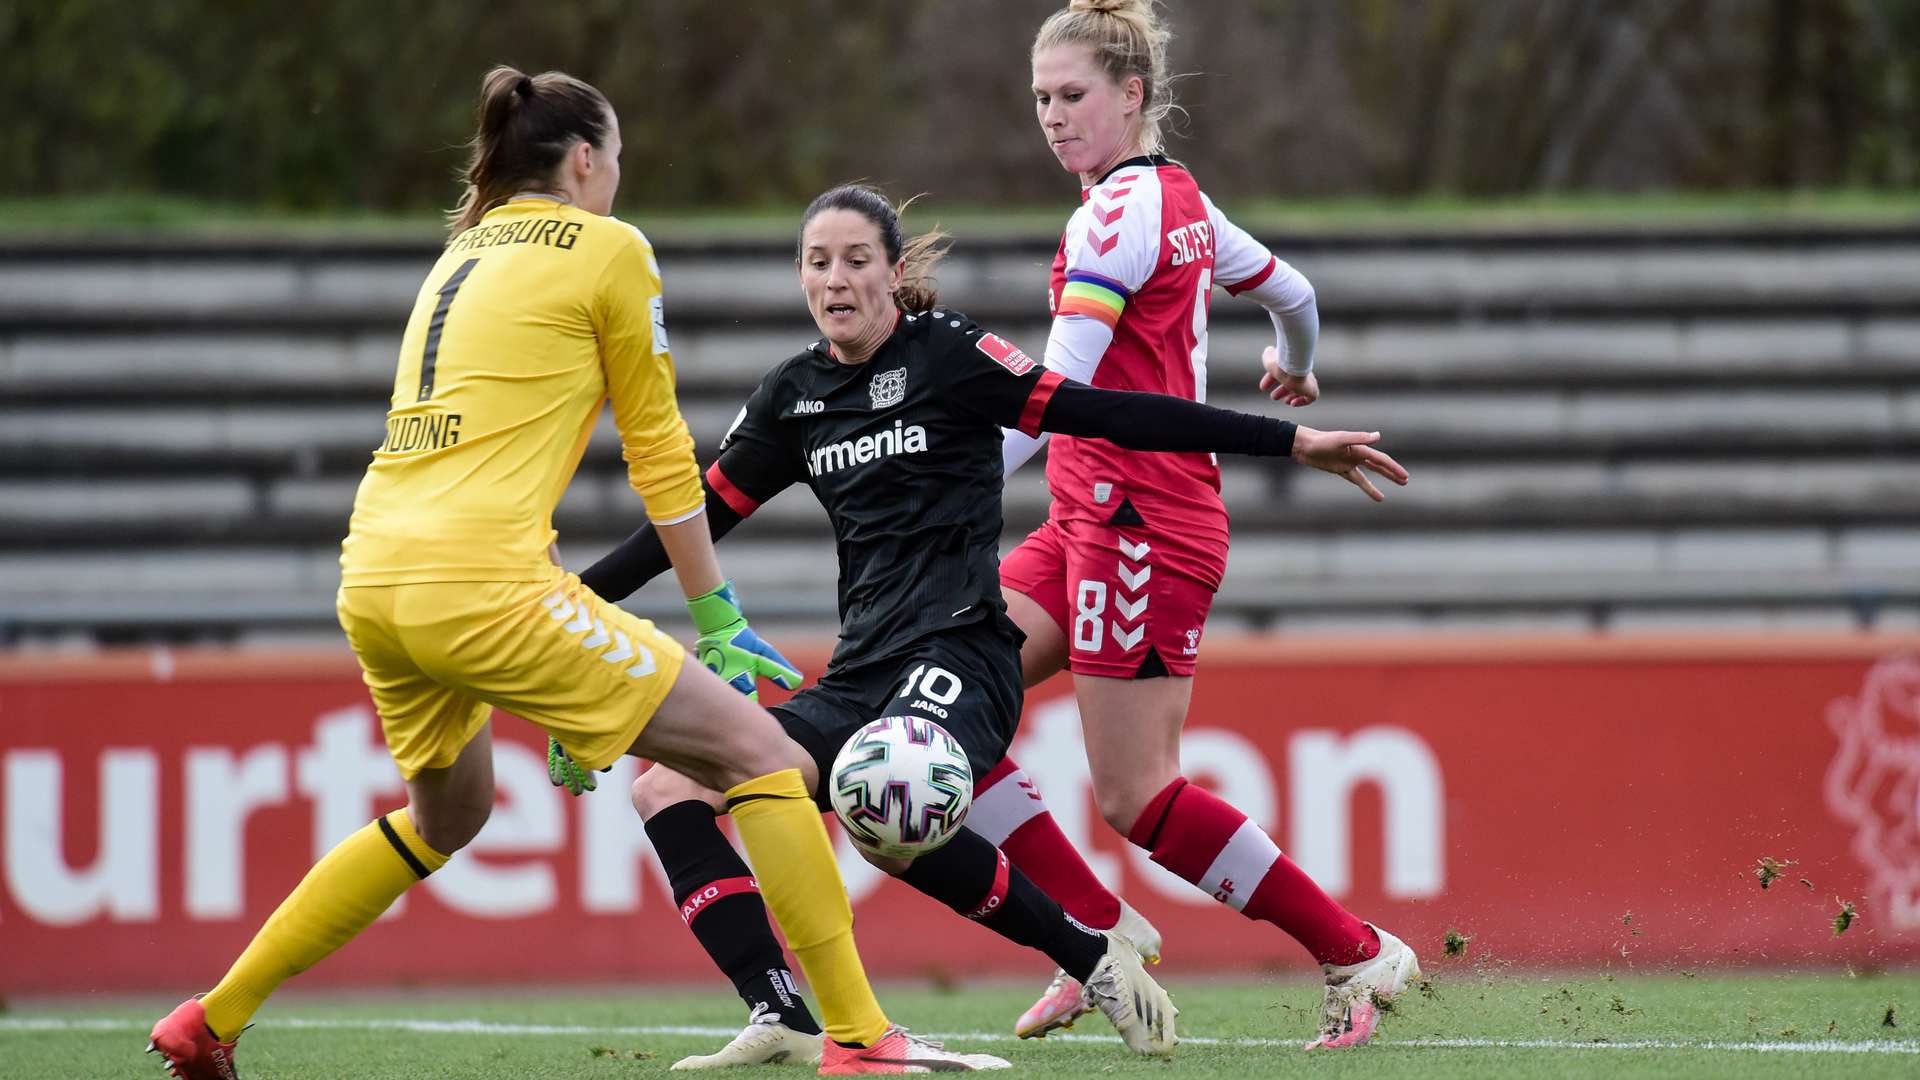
[1006,588,1070,688]
[1074,673,1414,1047]
[152,729,497,1079]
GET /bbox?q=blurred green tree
[0,0,1912,212]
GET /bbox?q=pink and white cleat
[818,1025,1009,1073]
[1305,924,1420,1050]
[1014,901,1162,1039]
[1015,968,1092,1039]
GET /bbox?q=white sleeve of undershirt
[1001,428,1049,476]
[1007,178,1159,477]
[1001,313,1113,476]
[1207,195,1319,377]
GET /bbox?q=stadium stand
[1,228,1917,646]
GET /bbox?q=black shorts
[771,616,1025,811]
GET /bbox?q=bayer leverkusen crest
[870,367,907,409]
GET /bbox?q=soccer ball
[828,716,973,859]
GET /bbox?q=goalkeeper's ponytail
[447,66,613,236]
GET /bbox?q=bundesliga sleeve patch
[975,333,1036,376]
[649,294,671,355]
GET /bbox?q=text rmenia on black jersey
[806,418,928,477]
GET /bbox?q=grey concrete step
[8,317,1917,404]
[7,458,1920,546]
[6,386,1913,480]
[5,243,1919,327]
[7,568,1914,641]
[4,525,1913,610]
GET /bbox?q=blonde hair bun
[1036,1,1174,155]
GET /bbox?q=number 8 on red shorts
[1001,516,1222,679]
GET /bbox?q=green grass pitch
[7,972,1917,1078]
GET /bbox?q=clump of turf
[589,1046,654,1060]
[1754,856,1796,889]
[1833,898,1858,936]
[1884,1002,1898,1028]
[1443,928,1473,958]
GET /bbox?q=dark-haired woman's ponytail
[447,66,613,236]
[894,230,950,314]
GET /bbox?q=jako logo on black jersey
[807,419,928,477]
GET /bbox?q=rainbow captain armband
[1058,271,1127,328]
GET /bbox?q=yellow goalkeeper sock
[200,808,448,1041]
[726,768,889,1047]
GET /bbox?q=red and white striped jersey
[1044,156,1288,562]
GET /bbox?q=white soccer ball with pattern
[828,716,973,859]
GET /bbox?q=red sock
[1127,777,1378,966]
[968,758,1123,930]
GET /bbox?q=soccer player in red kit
[993,0,1422,1050]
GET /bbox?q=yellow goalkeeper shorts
[336,571,686,779]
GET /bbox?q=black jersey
[707,309,1064,670]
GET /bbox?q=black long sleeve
[578,481,746,602]
[1039,380,1297,458]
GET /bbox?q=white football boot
[1014,901,1162,1039]
[1113,900,1164,963]
[1082,930,1178,1056]
[670,1004,824,1070]
[1305,924,1421,1050]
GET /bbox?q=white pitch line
[4,1016,1918,1055]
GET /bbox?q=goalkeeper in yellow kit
[147,66,1007,1077]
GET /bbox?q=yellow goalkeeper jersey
[340,197,703,586]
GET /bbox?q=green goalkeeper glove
[547,737,600,797]
[687,581,803,701]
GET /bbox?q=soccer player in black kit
[554,184,1408,1069]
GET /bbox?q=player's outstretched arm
[1036,381,1408,500]
[1289,428,1409,503]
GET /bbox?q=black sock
[644,800,822,1036]
[900,827,1109,982]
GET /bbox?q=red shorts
[1000,517,1223,679]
